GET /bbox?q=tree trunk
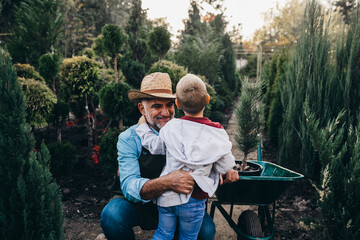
[114,57,118,83]
[90,98,97,145]
[119,118,123,131]
[241,153,248,171]
[158,55,162,70]
[56,126,62,142]
[85,96,93,148]
[52,76,56,95]
[98,119,112,139]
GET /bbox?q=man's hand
[140,169,194,200]
[166,169,194,194]
[219,169,239,185]
[138,115,146,125]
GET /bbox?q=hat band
[142,89,172,94]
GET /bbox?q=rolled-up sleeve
[117,126,150,203]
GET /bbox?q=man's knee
[100,198,138,240]
[198,212,216,240]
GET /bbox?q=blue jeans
[100,198,215,240]
[152,198,206,240]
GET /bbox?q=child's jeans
[151,197,207,240]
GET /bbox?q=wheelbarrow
[210,160,304,240]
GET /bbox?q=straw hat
[128,72,176,102]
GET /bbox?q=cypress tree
[0,48,64,239]
[305,106,360,239]
[263,55,278,126]
[267,49,288,146]
[279,0,332,178]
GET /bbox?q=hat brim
[128,90,176,103]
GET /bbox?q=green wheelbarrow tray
[211,160,304,240]
[216,160,304,205]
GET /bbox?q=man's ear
[175,99,181,109]
[138,102,146,115]
[206,94,210,104]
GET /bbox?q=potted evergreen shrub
[235,77,264,174]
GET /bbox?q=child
[136,73,236,240]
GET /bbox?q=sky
[142,0,286,41]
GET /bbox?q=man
[100,72,238,240]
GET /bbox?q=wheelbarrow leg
[210,200,217,219]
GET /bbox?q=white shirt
[136,118,235,207]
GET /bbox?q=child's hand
[220,169,239,185]
[138,115,147,125]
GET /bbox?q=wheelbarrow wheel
[237,210,264,240]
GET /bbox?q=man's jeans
[152,198,206,240]
[100,198,216,240]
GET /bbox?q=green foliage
[99,128,121,176]
[305,107,360,240]
[278,0,333,178]
[48,99,69,128]
[18,142,65,240]
[147,60,188,90]
[125,0,149,61]
[7,0,63,67]
[59,56,101,101]
[38,53,61,94]
[239,54,257,79]
[235,77,263,164]
[98,81,135,122]
[0,48,64,239]
[267,83,283,146]
[182,0,202,36]
[0,0,24,34]
[14,63,45,83]
[220,33,239,93]
[102,24,127,59]
[18,77,57,127]
[265,49,288,146]
[263,55,278,124]
[175,32,223,85]
[176,1,239,117]
[92,35,106,59]
[278,0,360,187]
[146,26,171,61]
[120,56,146,89]
[333,0,356,24]
[0,48,33,237]
[47,141,77,176]
[81,48,95,59]
[101,24,127,82]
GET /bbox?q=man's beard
[144,110,169,129]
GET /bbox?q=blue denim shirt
[117,124,159,203]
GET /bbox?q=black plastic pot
[236,161,263,176]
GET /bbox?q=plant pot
[215,161,263,204]
[235,160,263,176]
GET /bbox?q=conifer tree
[235,77,263,170]
[101,24,127,83]
[278,0,332,178]
[305,106,360,239]
[7,0,63,67]
[0,48,64,239]
[146,26,171,67]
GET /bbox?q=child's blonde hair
[176,74,208,114]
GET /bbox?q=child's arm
[213,152,236,175]
[136,120,166,155]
